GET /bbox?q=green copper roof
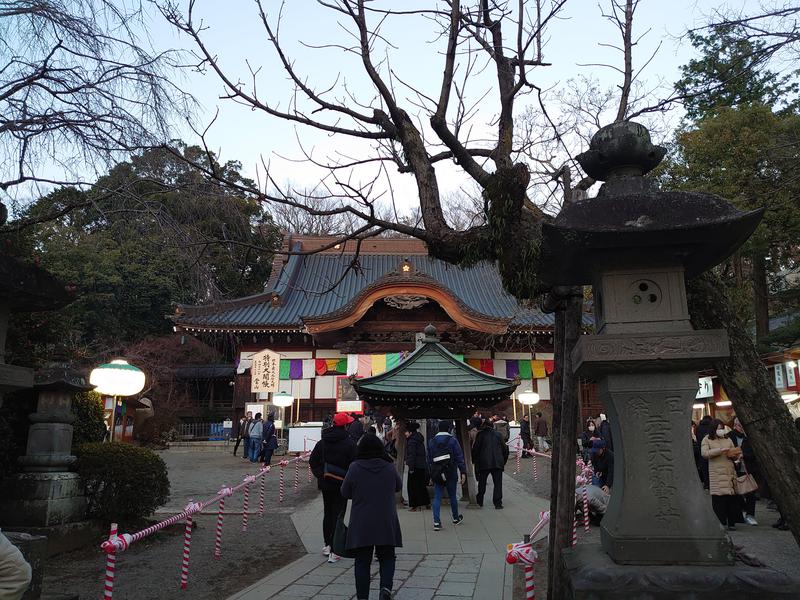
[351,328,518,405]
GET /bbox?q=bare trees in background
[0,0,187,202]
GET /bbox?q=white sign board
[250,349,281,394]
[288,426,324,452]
[696,376,714,399]
[786,362,797,388]
[775,364,786,389]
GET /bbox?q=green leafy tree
[675,25,798,121]
[4,144,280,366]
[71,391,107,447]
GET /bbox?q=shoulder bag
[734,458,758,495]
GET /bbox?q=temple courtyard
[41,448,799,600]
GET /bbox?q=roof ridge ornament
[423,323,438,342]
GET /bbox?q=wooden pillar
[394,417,407,504]
[456,418,477,505]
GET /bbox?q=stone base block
[563,544,800,599]
[6,520,105,557]
[601,528,734,565]
[6,531,47,599]
[0,473,86,527]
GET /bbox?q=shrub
[135,412,180,448]
[75,442,170,524]
[71,391,107,447]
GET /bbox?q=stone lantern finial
[576,121,666,182]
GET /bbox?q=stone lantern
[1,365,94,528]
[539,122,796,596]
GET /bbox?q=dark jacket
[533,417,548,437]
[427,432,467,476]
[520,419,532,440]
[591,449,614,488]
[238,417,252,439]
[309,426,357,492]
[472,427,509,472]
[728,430,761,479]
[405,431,427,471]
[262,419,279,450]
[598,420,613,450]
[340,457,403,549]
[348,419,364,443]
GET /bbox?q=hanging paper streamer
[315,359,328,376]
[289,360,303,380]
[506,360,520,380]
[357,355,371,378]
[371,354,387,376]
[543,360,555,375]
[302,359,316,379]
[346,354,358,375]
[517,359,532,379]
[466,358,482,371]
[386,353,402,370]
[479,359,494,374]
[336,358,347,373]
[279,360,291,380]
[531,360,546,379]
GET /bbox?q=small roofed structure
[351,324,519,419]
[351,324,518,505]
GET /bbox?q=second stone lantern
[540,122,797,596]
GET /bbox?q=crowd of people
[232,410,279,464]
[693,414,800,531]
[299,410,545,600]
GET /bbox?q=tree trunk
[752,253,770,342]
[547,290,583,600]
[688,272,800,548]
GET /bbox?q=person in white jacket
[0,530,31,600]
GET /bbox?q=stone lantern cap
[33,365,95,393]
[0,254,73,312]
[539,121,763,286]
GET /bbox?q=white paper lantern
[518,390,540,405]
[89,359,145,396]
[272,391,294,407]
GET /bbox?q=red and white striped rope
[582,487,590,532]
[179,501,200,589]
[103,523,118,599]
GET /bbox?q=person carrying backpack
[309,413,357,563]
[427,421,467,531]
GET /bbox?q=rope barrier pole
[279,462,286,503]
[213,494,226,559]
[258,466,268,517]
[532,454,538,481]
[103,523,118,599]
[515,445,522,475]
[582,487,590,532]
[525,564,535,599]
[572,516,577,547]
[241,485,250,532]
[294,459,299,493]
[179,502,198,590]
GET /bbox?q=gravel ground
[505,454,800,599]
[43,449,318,600]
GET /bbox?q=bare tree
[0,0,187,202]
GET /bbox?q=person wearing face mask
[581,419,599,463]
[701,418,742,530]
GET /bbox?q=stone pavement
[227,474,549,600]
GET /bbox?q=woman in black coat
[341,434,402,600]
[404,422,429,510]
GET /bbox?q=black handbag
[332,509,356,558]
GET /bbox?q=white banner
[786,363,797,388]
[250,349,281,393]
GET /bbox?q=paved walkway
[228,474,548,600]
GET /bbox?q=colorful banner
[372,354,387,375]
[466,358,482,371]
[506,360,520,380]
[279,359,291,380]
[386,353,402,370]
[315,359,328,376]
[517,359,532,380]
[479,359,494,375]
[357,355,372,378]
[289,359,303,380]
[544,360,555,375]
[532,360,546,379]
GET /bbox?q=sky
[5,0,763,215]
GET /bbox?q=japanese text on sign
[250,349,281,393]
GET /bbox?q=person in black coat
[729,417,760,525]
[348,415,365,444]
[590,439,614,492]
[261,413,279,465]
[404,422,429,510]
[341,433,402,600]
[695,415,713,489]
[471,419,510,508]
[309,413,357,561]
[520,414,533,457]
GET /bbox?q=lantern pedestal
[562,544,799,599]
